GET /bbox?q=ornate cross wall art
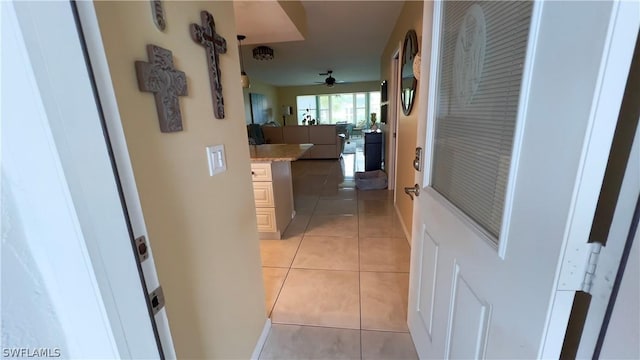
[150,0,166,31]
[190,11,227,119]
[135,45,188,133]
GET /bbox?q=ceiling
[234,1,405,87]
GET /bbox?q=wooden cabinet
[364,132,383,171]
[251,161,295,239]
[250,162,272,181]
[255,208,277,233]
[252,182,275,207]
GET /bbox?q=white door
[408,1,639,358]
[73,2,177,357]
[5,1,172,358]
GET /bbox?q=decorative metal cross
[135,44,188,133]
[190,10,227,119]
[150,0,166,31]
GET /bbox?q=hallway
[258,150,418,359]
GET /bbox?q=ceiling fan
[316,70,345,87]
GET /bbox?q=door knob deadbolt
[413,147,423,172]
[404,184,420,200]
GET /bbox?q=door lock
[149,286,166,315]
[404,184,420,200]
[413,147,423,171]
[135,235,149,263]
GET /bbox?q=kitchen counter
[248,144,313,239]
[248,144,313,162]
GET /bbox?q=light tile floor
[258,145,418,359]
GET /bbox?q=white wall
[1,181,69,355]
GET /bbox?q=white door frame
[388,48,401,192]
[582,124,639,358]
[575,31,640,355]
[391,47,402,201]
[538,2,639,355]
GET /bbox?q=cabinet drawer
[253,182,274,207]
[251,163,272,181]
[255,208,276,232]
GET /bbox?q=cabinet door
[364,133,383,170]
[255,208,277,232]
[253,182,275,207]
[251,163,272,181]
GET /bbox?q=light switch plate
[206,145,226,176]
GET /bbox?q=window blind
[432,1,533,241]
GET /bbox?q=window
[369,92,381,126]
[355,93,366,125]
[296,92,381,126]
[331,94,353,123]
[297,95,316,124]
[431,1,532,242]
[318,95,329,123]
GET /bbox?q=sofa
[262,125,344,159]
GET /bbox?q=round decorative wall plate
[413,54,422,80]
[453,4,486,107]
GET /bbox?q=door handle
[404,184,420,200]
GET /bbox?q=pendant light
[237,35,250,88]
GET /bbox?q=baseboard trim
[251,318,272,360]
[395,205,412,246]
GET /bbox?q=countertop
[248,144,313,162]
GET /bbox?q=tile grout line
[265,242,298,317]
[270,167,329,324]
[267,321,410,334]
[266,160,414,357]
[287,267,360,273]
[268,166,322,321]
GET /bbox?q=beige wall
[243,80,280,125]
[380,1,424,241]
[278,0,308,38]
[277,81,380,125]
[93,1,266,358]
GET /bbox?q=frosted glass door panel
[431,1,533,241]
